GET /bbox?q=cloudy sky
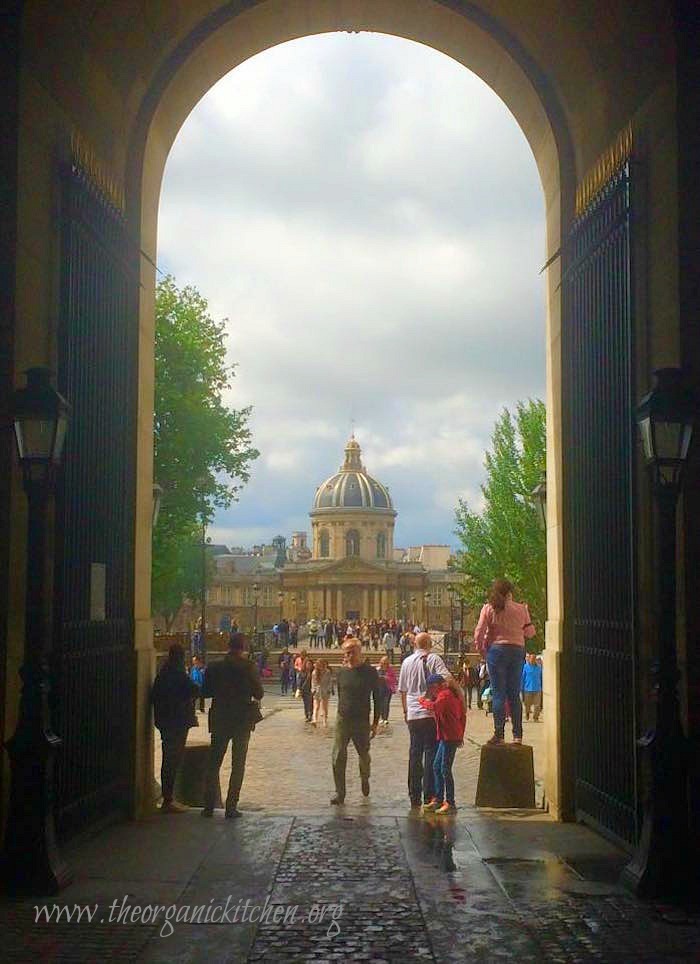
[157,32,545,551]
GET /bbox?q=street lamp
[152,481,163,529]
[199,517,209,660]
[447,585,456,653]
[621,368,696,899]
[3,368,72,894]
[531,473,547,531]
[424,591,431,632]
[278,590,284,623]
[410,594,416,626]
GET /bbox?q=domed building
[187,435,461,631]
[310,435,396,562]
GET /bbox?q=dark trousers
[407,717,437,804]
[464,683,477,709]
[486,644,525,739]
[382,691,393,721]
[302,689,313,720]
[332,717,370,800]
[204,724,251,812]
[159,725,189,803]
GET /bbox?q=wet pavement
[2,686,699,961]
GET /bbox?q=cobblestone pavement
[3,688,698,962]
[156,681,548,813]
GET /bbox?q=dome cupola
[312,436,394,511]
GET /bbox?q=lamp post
[410,594,416,626]
[531,474,547,532]
[447,585,456,655]
[278,590,284,623]
[424,591,431,633]
[621,368,695,898]
[2,368,72,894]
[152,482,163,529]
[200,516,208,660]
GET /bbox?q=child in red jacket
[419,673,466,814]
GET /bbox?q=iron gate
[563,160,638,848]
[53,161,137,838]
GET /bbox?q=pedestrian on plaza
[312,657,333,727]
[419,673,466,814]
[152,643,199,813]
[308,617,319,647]
[474,578,536,746]
[299,656,315,722]
[331,638,382,805]
[462,659,480,711]
[377,654,398,725]
[397,631,452,808]
[201,632,264,819]
[521,651,543,721]
[324,619,334,648]
[382,627,395,665]
[190,654,206,713]
[279,649,292,695]
[293,649,306,695]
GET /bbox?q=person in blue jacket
[521,652,543,721]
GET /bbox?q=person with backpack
[397,632,452,808]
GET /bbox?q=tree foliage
[152,276,259,624]
[454,399,546,648]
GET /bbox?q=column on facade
[336,587,343,620]
[373,587,380,618]
[362,587,369,619]
[379,587,386,618]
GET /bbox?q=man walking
[152,643,199,813]
[521,652,543,721]
[202,632,264,818]
[398,631,451,808]
[331,638,382,805]
[382,626,395,665]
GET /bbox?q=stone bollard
[174,744,222,808]
[475,743,536,808]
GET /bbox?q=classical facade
[192,437,464,633]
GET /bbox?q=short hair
[168,643,185,660]
[342,637,361,652]
[228,632,246,652]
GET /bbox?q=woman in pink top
[474,579,536,746]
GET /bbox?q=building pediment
[313,555,394,577]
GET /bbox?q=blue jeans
[433,740,459,805]
[486,644,525,739]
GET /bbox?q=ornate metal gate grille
[53,162,137,837]
[564,161,639,847]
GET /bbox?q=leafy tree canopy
[454,399,546,648]
[152,276,259,624]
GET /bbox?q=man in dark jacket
[202,633,264,818]
[331,638,382,805]
[152,643,199,813]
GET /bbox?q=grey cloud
[158,33,545,548]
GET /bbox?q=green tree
[152,276,259,624]
[454,399,546,648]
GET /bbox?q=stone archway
[6,1,688,848]
[127,0,572,821]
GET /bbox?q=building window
[429,585,444,607]
[346,529,360,557]
[376,532,386,558]
[262,584,273,606]
[320,530,330,557]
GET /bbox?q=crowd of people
[151,578,542,817]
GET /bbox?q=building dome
[313,436,393,511]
